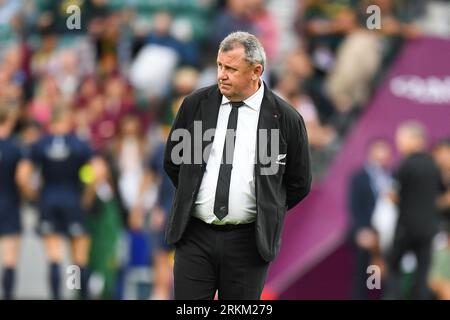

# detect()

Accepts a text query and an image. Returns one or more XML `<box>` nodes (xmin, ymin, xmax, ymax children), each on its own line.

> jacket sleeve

<box><xmin>348</xmin><ymin>173</ymin><xmax>366</xmax><ymax>230</ymax></box>
<box><xmin>285</xmin><ymin>115</ymin><xmax>312</xmax><ymax>209</ymax></box>
<box><xmin>163</xmin><ymin>97</ymin><xmax>189</xmax><ymax>189</ymax></box>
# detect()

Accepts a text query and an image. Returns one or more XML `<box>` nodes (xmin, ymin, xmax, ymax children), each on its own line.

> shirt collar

<box><xmin>220</xmin><ymin>80</ymin><xmax>265</xmax><ymax>111</ymax></box>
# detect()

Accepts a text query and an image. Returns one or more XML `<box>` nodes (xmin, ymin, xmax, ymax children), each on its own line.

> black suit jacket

<box><xmin>163</xmin><ymin>83</ymin><xmax>311</xmax><ymax>262</ymax></box>
<box><xmin>348</xmin><ymin>168</ymin><xmax>377</xmax><ymax>239</ymax></box>
<box><xmin>394</xmin><ymin>152</ymin><xmax>441</xmax><ymax>239</ymax></box>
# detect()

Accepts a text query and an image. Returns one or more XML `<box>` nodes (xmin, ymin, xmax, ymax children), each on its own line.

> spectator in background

<box><xmin>161</xmin><ymin>67</ymin><xmax>199</xmax><ymax>129</ymax></box>
<box><xmin>0</xmin><ymin>0</ymin><xmax>22</xmax><ymax>51</ymax></box>
<box><xmin>131</xmin><ymin>126</ymin><xmax>175</xmax><ymax>300</ymax></box>
<box><xmin>348</xmin><ymin>138</ymin><xmax>393</xmax><ymax>299</ymax></box>
<box><xmin>53</xmin><ymin>49</ymin><xmax>81</xmax><ymax>101</ymax></box>
<box><xmin>298</xmin><ymin>0</ymin><xmax>359</xmax><ymax>75</ymax></box>
<box><xmin>248</xmin><ymin>0</ymin><xmax>279</xmax><ymax>64</ymax></box>
<box><xmin>1</xmin><ymin>46</ymin><xmax>28</xmax><ymax>90</ymax></box>
<box><xmin>428</xmin><ymin>225</ymin><xmax>450</xmax><ymax>300</ymax></box>
<box><xmin>428</xmin><ymin>138</ymin><xmax>450</xmax><ymax>300</ymax></box>
<box><xmin>21</xmin><ymin>108</ymin><xmax>94</xmax><ymax>300</ymax></box>
<box><xmin>79</xmin><ymin>93</ymin><xmax>106</xmax><ymax>150</ymax></box>
<box><xmin>0</xmin><ymin>45</ymin><xmax>29</xmax><ymax>112</ymax></box>
<box><xmin>93</xmin><ymin>13</ymin><xmax>122</xmax><ymax>77</ymax></box>
<box><xmin>144</xmin><ymin>11</ymin><xmax>198</xmax><ymax>67</ymax></box>
<box><xmin>103</xmin><ymin>76</ymin><xmax>134</xmax><ymax>127</ymax></box>
<box><xmin>17</xmin><ymin>119</ymin><xmax>42</xmax><ymax>151</ymax></box>
<box><xmin>129</xmin><ymin>12</ymin><xmax>180</xmax><ymax>101</ymax></box>
<box><xmin>324</xmin><ymin>8</ymin><xmax>382</xmax><ymax>125</ymax></box>
<box><xmin>113</xmin><ymin>114</ymin><xmax>155</xmax><ymax>226</ymax></box>
<box><xmin>280</xmin><ymin>47</ymin><xmax>336</xmax><ymax>125</ymax></box>
<box><xmin>324</xmin><ymin>0</ymin><xmax>422</xmax><ymax>136</ymax></box>
<box><xmin>30</xmin><ymin>31</ymin><xmax>59</xmax><ymax>78</ymax></box>
<box><xmin>0</xmin><ymin>70</ymin><xmax>24</xmax><ymax>118</ymax></box>
<box><xmin>273</xmin><ymin>71</ymin><xmax>336</xmax><ymax>150</ymax></box>
<box><xmin>0</xmin><ymin>0</ymin><xmax>21</xmax><ymax>28</ymax></box>
<box><xmin>211</xmin><ymin>0</ymin><xmax>256</xmax><ymax>47</ymax></box>
<box><xmin>74</xmin><ymin>76</ymin><xmax>100</xmax><ymax>111</ymax></box>
<box><xmin>0</xmin><ymin>107</ymin><xmax>29</xmax><ymax>299</ymax></box>
<box><xmin>82</xmin><ymin>155</ymin><xmax>124</xmax><ymax>299</ymax></box>
<box><xmin>294</xmin><ymin>0</ymin><xmax>423</xmax><ymax>137</ymax></box>
<box><xmin>387</xmin><ymin>121</ymin><xmax>442</xmax><ymax>299</ymax></box>
<box><xmin>87</xmin><ymin>76</ymin><xmax>135</xmax><ymax>151</ymax></box>
<box><xmin>433</xmin><ymin>139</ymin><xmax>450</xmax><ymax>232</ymax></box>
<box><xmin>273</xmin><ymin>70</ymin><xmax>337</xmax><ymax>182</ymax></box>
<box><xmin>28</xmin><ymin>75</ymin><xmax>62</xmax><ymax>129</ymax></box>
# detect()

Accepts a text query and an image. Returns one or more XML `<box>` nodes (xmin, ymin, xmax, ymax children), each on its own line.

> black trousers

<box><xmin>386</xmin><ymin>233</ymin><xmax>433</xmax><ymax>299</ymax></box>
<box><xmin>173</xmin><ymin>217</ymin><xmax>270</xmax><ymax>300</ymax></box>
<box><xmin>351</xmin><ymin>244</ymin><xmax>372</xmax><ymax>300</ymax></box>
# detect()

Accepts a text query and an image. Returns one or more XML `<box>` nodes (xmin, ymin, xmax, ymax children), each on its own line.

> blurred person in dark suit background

<box><xmin>433</xmin><ymin>139</ymin><xmax>450</xmax><ymax>233</ymax></box>
<box><xmin>348</xmin><ymin>138</ymin><xmax>393</xmax><ymax>299</ymax></box>
<box><xmin>428</xmin><ymin>138</ymin><xmax>450</xmax><ymax>300</ymax></box>
<box><xmin>386</xmin><ymin>121</ymin><xmax>442</xmax><ymax>299</ymax></box>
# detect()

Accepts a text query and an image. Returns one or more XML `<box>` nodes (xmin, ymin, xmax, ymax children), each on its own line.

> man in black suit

<box><xmin>164</xmin><ymin>31</ymin><xmax>311</xmax><ymax>299</ymax></box>
<box><xmin>387</xmin><ymin>121</ymin><xmax>441</xmax><ymax>299</ymax></box>
<box><xmin>348</xmin><ymin>138</ymin><xmax>392</xmax><ymax>299</ymax></box>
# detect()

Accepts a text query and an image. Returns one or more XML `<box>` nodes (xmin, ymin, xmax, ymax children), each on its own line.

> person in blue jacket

<box><xmin>22</xmin><ymin>107</ymin><xmax>94</xmax><ymax>300</ymax></box>
<box><xmin>0</xmin><ymin>107</ymin><xmax>29</xmax><ymax>300</ymax></box>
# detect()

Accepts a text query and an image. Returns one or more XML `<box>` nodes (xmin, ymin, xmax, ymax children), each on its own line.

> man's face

<box><xmin>51</xmin><ymin>114</ymin><xmax>73</xmax><ymax>134</ymax></box>
<box><xmin>369</xmin><ymin>141</ymin><xmax>392</xmax><ymax>168</ymax></box>
<box><xmin>217</xmin><ymin>46</ymin><xmax>261</xmax><ymax>101</ymax></box>
<box><xmin>433</xmin><ymin>145</ymin><xmax>450</xmax><ymax>171</ymax></box>
<box><xmin>396</xmin><ymin>129</ymin><xmax>417</xmax><ymax>155</ymax></box>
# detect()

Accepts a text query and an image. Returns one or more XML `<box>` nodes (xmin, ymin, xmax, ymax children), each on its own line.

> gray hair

<box><xmin>219</xmin><ymin>31</ymin><xmax>266</xmax><ymax>72</ymax></box>
<box><xmin>397</xmin><ymin>120</ymin><xmax>427</xmax><ymax>142</ymax></box>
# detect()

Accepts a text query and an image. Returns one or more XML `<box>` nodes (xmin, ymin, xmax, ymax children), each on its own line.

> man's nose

<box><xmin>218</xmin><ymin>69</ymin><xmax>227</xmax><ymax>81</ymax></box>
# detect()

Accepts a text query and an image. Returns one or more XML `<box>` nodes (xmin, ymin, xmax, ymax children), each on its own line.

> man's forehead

<box><xmin>217</xmin><ymin>47</ymin><xmax>246</xmax><ymax>64</ymax></box>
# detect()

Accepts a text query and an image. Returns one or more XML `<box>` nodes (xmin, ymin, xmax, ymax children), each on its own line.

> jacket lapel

<box><xmin>200</xmin><ymin>86</ymin><xmax>222</xmax><ymax>165</ymax></box>
<box><xmin>256</xmin><ymin>83</ymin><xmax>281</xmax><ymax>169</ymax></box>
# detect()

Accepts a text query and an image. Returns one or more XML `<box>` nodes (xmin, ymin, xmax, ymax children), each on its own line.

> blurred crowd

<box><xmin>0</xmin><ymin>0</ymin><xmax>449</xmax><ymax>300</ymax></box>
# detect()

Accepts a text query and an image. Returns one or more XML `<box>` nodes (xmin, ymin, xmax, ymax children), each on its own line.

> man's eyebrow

<box><xmin>217</xmin><ymin>61</ymin><xmax>238</xmax><ymax>70</ymax></box>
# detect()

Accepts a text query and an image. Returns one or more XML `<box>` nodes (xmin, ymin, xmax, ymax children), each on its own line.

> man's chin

<box><xmin>219</xmin><ymin>87</ymin><xmax>231</xmax><ymax>95</ymax></box>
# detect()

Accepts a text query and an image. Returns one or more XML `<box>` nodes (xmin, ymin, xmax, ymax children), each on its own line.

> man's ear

<box><xmin>253</xmin><ymin>64</ymin><xmax>263</xmax><ymax>79</ymax></box>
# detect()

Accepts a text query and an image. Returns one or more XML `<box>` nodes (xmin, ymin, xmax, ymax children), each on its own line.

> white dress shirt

<box><xmin>193</xmin><ymin>82</ymin><xmax>264</xmax><ymax>224</ymax></box>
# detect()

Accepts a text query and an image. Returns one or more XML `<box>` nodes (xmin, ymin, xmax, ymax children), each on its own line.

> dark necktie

<box><xmin>214</xmin><ymin>101</ymin><xmax>244</xmax><ymax>220</ymax></box>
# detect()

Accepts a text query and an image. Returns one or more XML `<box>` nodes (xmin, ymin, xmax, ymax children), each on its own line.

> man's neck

<box><xmin>0</xmin><ymin>127</ymin><xmax>10</xmax><ymax>139</ymax></box>
<box><xmin>404</xmin><ymin>147</ymin><xmax>425</xmax><ymax>157</ymax></box>
<box><xmin>237</xmin><ymin>80</ymin><xmax>261</xmax><ymax>102</ymax></box>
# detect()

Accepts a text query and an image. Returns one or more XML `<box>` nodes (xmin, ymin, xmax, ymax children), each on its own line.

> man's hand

<box><xmin>388</xmin><ymin>190</ymin><xmax>399</xmax><ymax>204</ymax></box>
<box><xmin>437</xmin><ymin>190</ymin><xmax>450</xmax><ymax>209</ymax></box>
<box><xmin>355</xmin><ymin>228</ymin><xmax>379</xmax><ymax>251</ymax></box>
<box><xmin>129</xmin><ymin>207</ymin><xmax>145</xmax><ymax>231</ymax></box>
<box><xmin>150</xmin><ymin>206</ymin><xmax>166</xmax><ymax>232</ymax></box>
